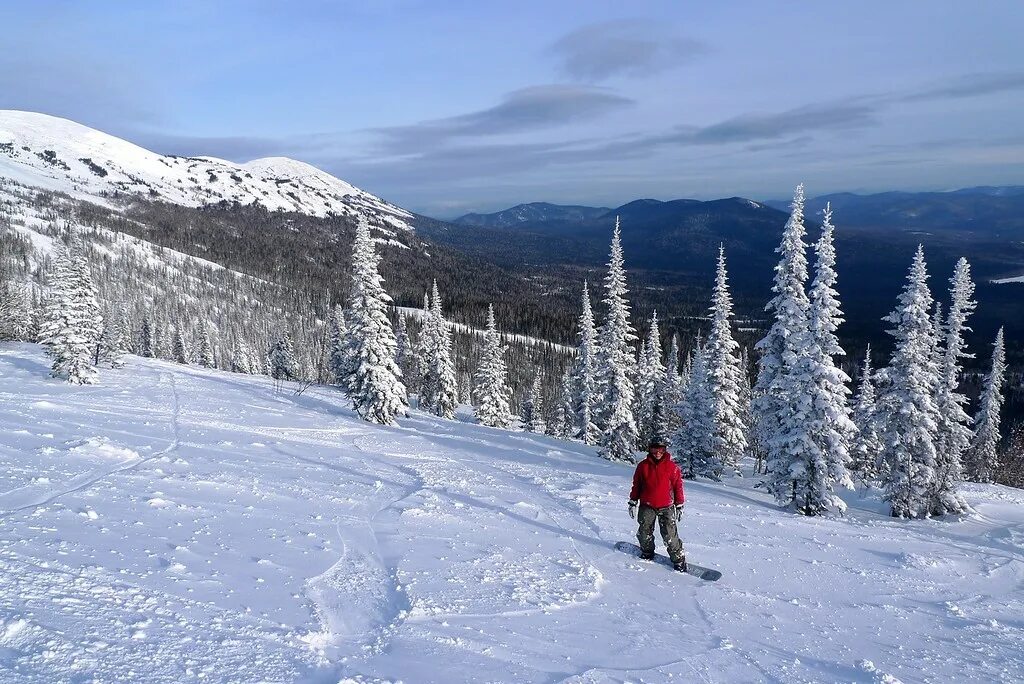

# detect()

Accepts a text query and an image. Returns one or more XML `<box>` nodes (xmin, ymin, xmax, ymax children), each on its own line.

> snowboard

<box><xmin>615</xmin><ymin>541</ymin><xmax>722</xmax><ymax>582</ymax></box>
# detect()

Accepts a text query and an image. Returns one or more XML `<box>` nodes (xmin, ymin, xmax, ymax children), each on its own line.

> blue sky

<box><xmin>2</xmin><ymin>1</ymin><xmax>1022</xmax><ymax>216</ymax></box>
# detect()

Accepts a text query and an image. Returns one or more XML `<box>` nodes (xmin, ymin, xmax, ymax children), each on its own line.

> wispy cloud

<box><xmin>549</xmin><ymin>20</ymin><xmax>707</xmax><ymax>82</ymax></box>
<box><xmin>371</xmin><ymin>85</ymin><xmax>633</xmax><ymax>153</ymax></box>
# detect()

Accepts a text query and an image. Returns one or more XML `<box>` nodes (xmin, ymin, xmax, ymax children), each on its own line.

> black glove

<box><xmin>675</xmin><ymin>504</ymin><xmax>684</xmax><ymax>522</ymax></box>
<box><xmin>628</xmin><ymin>500</ymin><xmax>638</xmax><ymax>519</ymax></box>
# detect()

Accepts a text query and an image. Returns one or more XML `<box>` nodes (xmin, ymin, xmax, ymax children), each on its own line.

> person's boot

<box><xmin>639</xmin><ymin>550</ymin><xmax>655</xmax><ymax>561</ymax></box>
<box><xmin>673</xmin><ymin>557</ymin><xmax>688</xmax><ymax>573</ymax></box>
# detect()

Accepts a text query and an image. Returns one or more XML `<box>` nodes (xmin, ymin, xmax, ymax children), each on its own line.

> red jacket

<box><xmin>630</xmin><ymin>453</ymin><xmax>685</xmax><ymax>509</ymax></box>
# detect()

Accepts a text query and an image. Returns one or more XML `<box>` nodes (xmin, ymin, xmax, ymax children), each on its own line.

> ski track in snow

<box><xmin>1</xmin><ymin>344</ymin><xmax>1023</xmax><ymax>683</ymax></box>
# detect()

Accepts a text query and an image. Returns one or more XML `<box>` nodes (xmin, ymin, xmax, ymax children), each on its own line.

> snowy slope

<box><xmin>0</xmin><ymin>110</ymin><xmax>412</xmax><ymax>230</ymax></box>
<box><xmin>1</xmin><ymin>344</ymin><xmax>1023</xmax><ymax>683</ymax></box>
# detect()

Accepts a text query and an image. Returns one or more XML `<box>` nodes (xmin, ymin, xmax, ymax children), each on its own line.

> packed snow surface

<box><xmin>0</xmin><ymin>110</ymin><xmax>412</xmax><ymax>229</ymax></box>
<box><xmin>1</xmin><ymin>344</ymin><xmax>1022</xmax><ymax>683</ymax></box>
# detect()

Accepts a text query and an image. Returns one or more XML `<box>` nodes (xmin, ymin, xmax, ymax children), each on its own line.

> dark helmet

<box><xmin>648</xmin><ymin>439</ymin><xmax>667</xmax><ymax>450</ymax></box>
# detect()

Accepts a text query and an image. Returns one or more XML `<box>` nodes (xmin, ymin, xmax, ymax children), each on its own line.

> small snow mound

<box><xmin>858</xmin><ymin>659</ymin><xmax>905</xmax><ymax>683</ymax></box>
<box><xmin>65</xmin><ymin>436</ymin><xmax>140</xmax><ymax>462</ymax></box>
<box><xmin>897</xmin><ymin>552</ymin><xmax>946</xmax><ymax>570</ymax></box>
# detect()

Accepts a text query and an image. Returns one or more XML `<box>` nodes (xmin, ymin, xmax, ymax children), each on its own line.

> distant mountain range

<box><xmin>454</xmin><ymin>202</ymin><xmax>611</xmax><ymax>228</ymax></box>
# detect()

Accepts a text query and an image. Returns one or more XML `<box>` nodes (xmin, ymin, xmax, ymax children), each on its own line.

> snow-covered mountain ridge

<box><xmin>1</xmin><ymin>344</ymin><xmax>1022</xmax><ymax>682</ymax></box>
<box><xmin>0</xmin><ymin>110</ymin><xmax>413</xmax><ymax>230</ymax></box>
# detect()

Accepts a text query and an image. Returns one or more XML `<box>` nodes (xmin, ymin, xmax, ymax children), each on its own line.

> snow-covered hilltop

<box><xmin>0</xmin><ymin>110</ymin><xmax>413</xmax><ymax>229</ymax></box>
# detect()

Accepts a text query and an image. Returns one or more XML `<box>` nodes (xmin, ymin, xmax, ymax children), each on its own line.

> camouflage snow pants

<box><xmin>637</xmin><ymin>504</ymin><xmax>686</xmax><ymax>565</ymax></box>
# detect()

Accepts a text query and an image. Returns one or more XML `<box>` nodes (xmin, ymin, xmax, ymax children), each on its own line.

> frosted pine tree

<box><xmin>555</xmin><ymin>369</ymin><xmax>575</xmax><ymax>439</ymax></box>
<box><xmin>849</xmin><ymin>346</ymin><xmax>882</xmax><ymax>481</ymax></box>
<box><xmin>420</xmin><ymin>281</ymin><xmax>458</xmax><ymax>420</ymax></box>
<box><xmin>395</xmin><ymin>315</ymin><xmax>418</xmax><ymax>395</ymax></box>
<box><xmin>196</xmin><ymin>320</ymin><xmax>216</xmax><ymax>368</ymax></box>
<box><xmin>268</xmin><ymin>329</ymin><xmax>297</xmax><ymax>380</ymax></box>
<box><xmin>878</xmin><ymin>247</ymin><xmax>942</xmax><ymax>518</ymax></box>
<box><xmin>0</xmin><ymin>280</ymin><xmax>34</xmax><ymax>341</ymax></box>
<box><xmin>930</xmin><ymin>258</ymin><xmax>976</xmax><ymax>514</ymax></box>
<box><xmin>570</xmin><ymin>281</ymin><xmax>601</xmax><ymax>445</ymax></box>
<box><xmin>345</xmin><ymin>218</ymin><xmax>408</xmax><ymax>425</ymax></box>
<box><xmin>634</xmin><ymin>311</ymin><xmax>667</xmax><ymax>448</ymax></box>
<box><xmin>522</xmin><ymin>375</ymin><xmax>547</xmax><ymax>433</ymax></box>
<box><xmin>473</xmin><ymin>304</ymin><xmax>513</xmax><ymax>428</ymax></box>
<box><xmin>806</xmin><ymin>206</ymin><xmax>855</xmax><ymax>499</ymax></box>
<box><xmin>704</xmin><ymin>246</ymin><xmax>748</xmax><ymax>477</ymax></box>
<box><xmin>231</xmin><ymin>341</ymin><xmax>252</xmax><ymax>374</ymax></box>
<box><xmin>672</xmin><ymin>340</ymin><xmax>714</xmax><ymax>478</ymax></box>
<box><xmin>97</xmin><ymin>314</ymin><xmax>125</xmax><ymax>368</ymax></box>
<box><xmin>39</xmin><ymin>241</ymin><xmax>103</xmax><ymax>384</ymax></box>
<box><xmin>594</xmin><ymin>219</ymin><xmax>639</xmax><ymax>462</ymax></box>
<box><xmin>965</xmin><ymin>328</ymin><xmax>1007</xmax><ymax>483</ymax></box>
<box><xmin>753</xmin><ymin>184</ymin><xmax>810</xmax><ymax>471</ymax></box>
<box><xmin>662</xmin><ymin>334</ymin><xmax>685</xmax><ymax>438</ymax></box>
<box><xmin>172</xmin><ymin>325</ymin><xmax>190</xmax><ymax>365</ymax></box>
<box><xmin>139</xmin><ymin>315</ymin><xmax>154</xmax><ymax>358</ymax></box>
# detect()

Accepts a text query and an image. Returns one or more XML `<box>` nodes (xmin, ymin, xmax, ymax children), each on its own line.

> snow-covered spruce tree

<box><xmin>594</xmin><ymin>219</ymin><xmax>639</xmax><ymax>462</ymax></box>
<box><xmin>97</xmin><ymin>313</ymin><xmax>126</xmax><ymax>368</ymax></box>
<box><xmin>196</xmin><ymin>320</ymin><xmax>216</xmax><ymax>368</ymax></box>
<box><xmin>138</xmin><ymin>315</ymin><xmax>153</xmax><ymax>358</ymax></box>
<box><xmin>115</xmin><ymin>305</ymin><xmax>133</xmax><ymax>356</ymax></box>
<box><xmin>345</xmin><ymin>218</ymin><xmax>408</xmax><ymax>425</ymax></box>
<box><xmin>704</xmin><ymin>246</ymin><xmax>748</xmax><ymax>478</ymax></box>
<box><xmin>806</xmin><ymin>206</ymin><xmax>855</xmax><ymax>498</ymax></box>
<box><xmin>395</xmin><ymin>315</ymin><xmax>418</xmax><ymax>396</ymax></box>
<box><xmin>473</xmin><ymin>303</ymin><xmax>513</xmax><ymax>428</ymax></box>
<box><xmin>522</xmin><ymin>374</ymin><xmax>547</xmax><ymax>433</ymax></box>
<box><xmin>555</xmin><ymin>368</ymin><xmax>575</xmax><ymax>439</ymax></box>
<box><xmin>414</xmin><ymin>290</ymin><xmax>432</xmax><ymax>402</ymax></box>
<box><xmin>231</xmin><ymin>340</ymin><xmax>252</xmax><ymax>374</ymax></box>
<box><xmin>420</xmin><ymin>281</ymin><xmax>458</xmax><ymax>420</ymax></box>
<box><xmin>570</xmin><ymin>280</ymin><xmax>601</xmax><ymax>445</ymax></box>
<box><xmin>662</xmin><ymin>333</ymin><xmax>685</xmax><ymax>438</ymax></box>
<box><xmin>268</xmin><ymin>329</ymin><xmax>297</xmax><ymax>381</ymax></box>
<box><xmin>965</xmin><ymin>327</ymin><xmax>1007</xmax><ymax>483</ymax></box>
<box><xmin>172</xmin><ymin>325</ymin><xmax>190</xmax><ymax>365</ymax></box>
<box><xmin>849</xmin><ymin>346</ymin><xmax>882</xmax><ymax>481</ymax></box>
<box><xmin>635</xmin><ymin>311</ymin><xmax>667</xmax><ymax>448</ymax></box>
<box><xmin>930</xmin><ymin>258</ymin><xmax>976</xmax><ymax>514</ymax></box>
<box><xmin>752</xmin><ymin>184</ymin><xmax>811</xmax><ymax>471</ymax></box>
<box><xmin>38</xmin><ymin>241</ymin><xmax>103</xmax><ymax>384</ymax></box>
<box><xmin>672</xmin><ymin>340</ymin><xmax>714</xmax><ymax>479</ymax></box>
<box><xmin>0</xmin><ymin>280</ymin><xmax>33</xmax><ymax>341</ymax></box>
<box><xmin>878</xmin><ymin>246</ymin><xmax>942</xmax><ymax>518</ymax></box>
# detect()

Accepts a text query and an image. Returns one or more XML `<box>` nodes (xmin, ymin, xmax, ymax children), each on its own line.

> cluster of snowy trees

<box><xmin>2</xmin><ymin>180</ymin><xmax>1018</xmax><ymax>513</ymax></box>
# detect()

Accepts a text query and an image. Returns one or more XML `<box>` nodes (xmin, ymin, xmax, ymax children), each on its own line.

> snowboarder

<box><xmin>628</xmin><ymin>439</ymin><xmax>687</xmax><ymax>571</ymax></box>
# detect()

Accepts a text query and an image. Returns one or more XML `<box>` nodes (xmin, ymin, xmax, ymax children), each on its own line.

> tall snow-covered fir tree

<box><xmin>522</xmin><ymin>374</ymin><xmax>547</xmax><ymax>433</ymax></box>
<box><xmin>805</xmin><ymin>205</ymin><xmax>855</xmax><ymax>502</ymax></box>
<box><xmin>420</xmin><ymin>281</ymin><xmax>458</xmax><ymax>420</ymax></box>
<box><xmin>594</xmin><ymin>219</ymin><xmax>639</xmax><ymax>462</ymax></box>
<box><xmin>344</xmin><ymin>218</ymin><xmax>408</xmax><ymax>425</ymax></box>
<box><xmin>930</xmin><ymin>258</ymin><xmax>976</xmax><ymax>514</ymax></box>
<box><xmin>849</xmin><ymin>346</ymin><xmax>882</xmax><ymax>481</ymax></box>
<box><xmin>878</xmin><ymin>246</ymin><xmax>942</xmax><ymax>518</ymax></box>
<box><xmin>0</xmin><ymin>279</ymin><xmax>33</xmax><ymax>341</ymax></box>
<box><xmin>703</xmin><ymin>246</ymin><xmax>748</xmax><ymax>478</ymax></box>
<box><xmin>268</xmin><ymin>329</ymin><xmax>297</xmax><ymax>381</ymax></box>
<box><xmin>473</xmin><ymin>303</ymin><xmax>513</xmax><ymax>428</ymax></box>
<box><xmin>672</xmin><ymin>339</ymin><xmax>714</xmax><ymax>479</ymax></box>
<box><xmin>570</xmin><ymin>280</ymin><xmax>601</xmax><ymax>445</ymax></box>
<box><xmin>38</xmin><ymin>241</ymin><xmax>103</xmax><ymax>385</ymax></box>
<box><xmin>965</xmin><ymin>327</ymin><xmax>1007</xmax><ymax>483</ymax></box>
<box><xmin>196</xmin><ymin>320</ymin><xmax>216</xmax><ymax>368</ymax></box>
<box><xmin>634</xmin><ymin>311</ymin><xmax>667</xmax><ymax>448</ymax></box>
<box><xmin>752</xmin><ymin>184</ymin><xmax>811</xmax><ymax>472</ymax></box>
<box><xmin>753</xmin><ymin>185</ymin><xmax>821</xmax><ymax>510</ymax></box>
<box><xmin>139</xmin><ymin>315</ymin><xmax>154</xmax><ymax>358</ymax></box>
